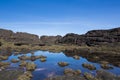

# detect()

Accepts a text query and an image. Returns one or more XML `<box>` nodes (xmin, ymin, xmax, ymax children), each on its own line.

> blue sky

<box><xmin>0</xmin><ymin>0</ymin><xmax>120</xmax><ymax>36</ymax></box>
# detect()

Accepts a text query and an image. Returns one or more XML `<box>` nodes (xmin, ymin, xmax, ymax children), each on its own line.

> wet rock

<box><xmin>64</xmin><ymin>68</ymin><xmax>74</xmax><ymax>76</ymax></box>
<box><xmin>73</xmin><ymin>55</ymin><xmax>80</xmax><ymax>60</ymax></box>
<box><xmin>58</xmin><ymin>62</ymin><xmax>69</xmax><ymax>67</ymax></box>
<box><xmin>74</xmin><ymin>70</ymin><xmax>81</xmax><ymax>75</ymax></box>
<box><xmin>18</xmin><ymin>55</ymin><xmax>30</xmax><ymax>60</ymax></box>
<box><xmin>84</xmin><ymin>72</ymin><xmax>98</xmax><ymax>80</ymax></box>
<box><xmin>19</xmin><ymin>61</ymin><xmax>27</xmax><ymax>67</ymax></box>
<box><xmin>26</xmin><ymin>62</ymin><xmax>36</xmax><ymax>71</ymax></box>
<box><xmin>39</xmin><ymin>55</ymin><xmax>47</xmax><ymax>58</ymax></box>
<box><xmin>35</xmin><ymin>56</ymin><xmax>41</xmax><ymax>59</ymax></box>
<box><xmin>82</xmin><ymin>63</ymin><xmax>96</xmax><ymax>70</ymax></box>
<box><xmin>100</xmin><ymin>64</ymin><xmax>113</xmax><ymax>69</ymax></box>
<box><xmin>31</xmin><ymin>55</ymin><xmax>36</xmax><ymax>61</ymax></box>
<box><xmin>40</xmin><ymin>58</ymin><xmax>46</xmax><ymax>62</ymax></box>
<box><xmin>11</xmin><ymin>59</ymin><xmax>19</xmax><ymax>63</ymax></box>
<box><xmin>114</xmin><ymin>62</ymin><xmax>120</xmax><ymax>67</ymax></box>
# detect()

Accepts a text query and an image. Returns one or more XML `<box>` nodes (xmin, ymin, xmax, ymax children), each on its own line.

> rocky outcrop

<box><xmin>57</xmin><ymin>27</ymin><xmax>120</xmax><ymax>46</ymax></box>
<box><xmin>12</xmin><ymin>32</ymin><xmax>40</xmax><ymax>44</ymax></box>
<box><xmin>0</xmin><ymin>27</ymin><xmax>120</xmax><ymax>46</ymax></box>
<box><xmin>40</xmin><ymin>35</ymin><xmax>62</xmax><ymax>45</ymax></box>
<box><xmin>0</xmin><ymin>29</ymin><xmax>13</xmax><ymax>41</ymax></box>
<box><xmin>57</xmin><ymin>33</ymin><xmax>86</xmax><ymax>46</ymax></box>
<box><xmin>85</xmin><ymin>27</ymin><xmax>120</xmax><ymax>46</ymax></box>
<box><xmin>0</xmin><ymin>29</ymin><xmax>40</xmax><ymax>45</ymax></box>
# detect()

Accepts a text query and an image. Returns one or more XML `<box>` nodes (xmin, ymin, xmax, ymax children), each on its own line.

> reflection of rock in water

<box><xmin>64</xmin><ymin>49</ymin><xmax>120</xmax><ymax>67</ymax></box>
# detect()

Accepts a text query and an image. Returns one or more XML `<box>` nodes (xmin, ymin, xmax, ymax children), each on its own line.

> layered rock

<box><xmin>0</xmin><ymin>29</ymin><xmax>40</xmax><ymax>45</ymax></box>
<box><xmin>57</xmin><ymin>27</ymin><xmax>120</xmax><ymax>46</ymax></box>
<box><xmin>40</xmin><ymin>35</ymin><xmax>62</xmax><ymax>45</ymax></box>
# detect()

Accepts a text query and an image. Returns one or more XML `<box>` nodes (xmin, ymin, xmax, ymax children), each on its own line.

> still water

<box><xmin>4</xmin><ymin>51</ymin><xmax>120</xmax><ymax>80</ymax></box>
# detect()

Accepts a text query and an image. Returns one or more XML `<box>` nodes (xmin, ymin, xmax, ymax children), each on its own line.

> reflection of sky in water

<box><xmin>4</xmin><ymin>51</ymin><xmax>120</xmax><ymax>80</ymax></box>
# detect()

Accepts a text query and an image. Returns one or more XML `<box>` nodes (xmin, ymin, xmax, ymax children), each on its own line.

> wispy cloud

<box><xmin>0</xmin><ymin>21</ymin><xmax>81</xmax><ymax>25</ymax></box>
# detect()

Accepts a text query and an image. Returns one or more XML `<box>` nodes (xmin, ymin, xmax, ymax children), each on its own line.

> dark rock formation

<box><xmin>40</xmin><ymin>35</ymin><xmax>62</xmax><ymax>45</ymax></box>
<box><xmin>57</xmin><ymin>27</ymin><xmax>120</xmax><ymax>46</ymax></box>
<box><xmin>0</xmin><ymin>28</ymin><xmax>40</xmax><ymax>45</ymax></box>
<box><xmin>0</xmin><ymin>27</ymin><xmax>120</xmax><ymax>46</ymax></box>
<box><xmin>57</xmin><ymin>33</ymin><xmax>86</xmax><ymax>46</ymax></box>
<box><xmin>0</xmin><ymin>29</ymin><xmax>13</xmax><ymax>41</ymax></box>
<box><xmin>85</xmin><ymin>27</ymin><xmax>120</xmax><ymax>46</ymax></box>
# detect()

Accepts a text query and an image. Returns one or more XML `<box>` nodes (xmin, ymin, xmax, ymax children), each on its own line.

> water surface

<box><xmin>4</xmin><ymin>51</ymin><xmax>120</xmax><ymax>80</ymax></box>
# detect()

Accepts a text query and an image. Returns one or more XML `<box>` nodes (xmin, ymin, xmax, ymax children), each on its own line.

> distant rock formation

<box><xmin>57</xmin><ymin>33</ymin><xmax>86</xmax><ymax>46</ymax></box>
<box><xmin>40</xmin><ymin>35</ymin><xmax>62</xmax><ymax>45</ymax></box>
<box><xmin>0</xmin><ymin>29</ymin><xmax>40</xmax><ymax>45</ymax></box>
<box><xmin>57</xmin><ymin>27</ymin><xmax>120</xmax><ymax>46</ymax></box>
<box><xmin>0</xmin><ymin>27</ymin><xmax>120</xmax><ymax>46</ymax></box>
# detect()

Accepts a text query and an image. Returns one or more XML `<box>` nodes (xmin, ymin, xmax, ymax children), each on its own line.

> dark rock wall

<box><xmin>0</xmin><ymin>27</ymin><xmax>120</xmax><ymax>46</ymax></box>
<box><xmin>57</xmin><ymin>27</ymin><xmax>120</xmax><ymax>46</ymax></box>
